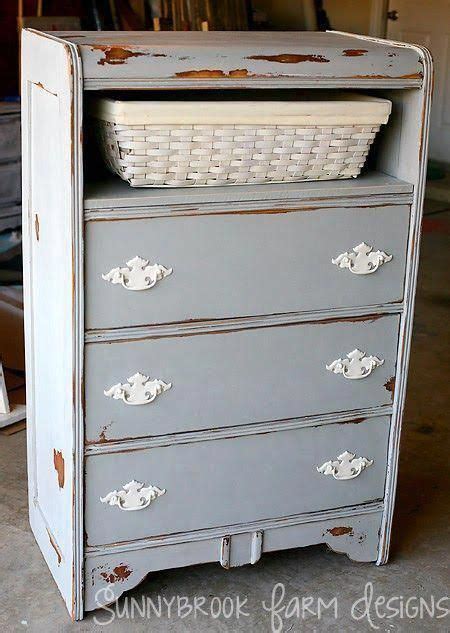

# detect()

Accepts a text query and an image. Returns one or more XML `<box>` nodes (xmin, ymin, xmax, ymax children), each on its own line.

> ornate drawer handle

<box><xmin>102</xmin><ymin>255</ymin><xmax>173</xmax><ymax>291</ymax></box>
<box><xmin>104</xmin><ymin>372</ymin><xmax>172</xmax><ymax>405</ymax></box>
<box><xmin>326</xmin><ymin>348</ymin><xmax>384</xmax><ymax>380</ymax></box>
<box><xmin>100</xmin><ymin>480</ymin><xmax>166</xmax><ymax>511</ymax></box>
<box><xmin>317</xmin><ymin>451</ymin><xmax>373</xmax><ymax>480</ymax></box>
<box><xmin>332</xmin><ymin>242</ymin><xmax>392</xmax><ymax>275</ymax></box>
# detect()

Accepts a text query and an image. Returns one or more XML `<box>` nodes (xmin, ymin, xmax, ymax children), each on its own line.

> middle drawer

<box><xmin>85</xmin><ymin>314</ymin><xmax>399</xmax><ymax>443</ymax></box>
<box><xmin>85</xmin><ymin>203</ymin><xmax>409</xmax><ymax>330</ymax></box>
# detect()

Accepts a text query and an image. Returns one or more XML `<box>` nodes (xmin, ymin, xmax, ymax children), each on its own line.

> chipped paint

<box><xmin>47</xmin><ymin>528</ymin><xmax>62</xmax><ymax>565</ymax></box>
<box><xmin>339</xmin><ymin>417</ymin><xmax>365</xmax><ymax>425</ymax></box>
<box><xmin>53</xmin><ymin>449</ymin><xmax>65</xmax><ymax>489</ymax></box>
<box><xmin>175</xmin><ymin>68</ymin><xmax>249</xmax><ymax>78</ymax></box>
<box><xmin>327</xmin><ymin>526</ymin><xmax>354</xmax><ymax>537</ymax></box>
<box><xmin>34</xmin><ymin>81</ymin><xmax>57</xmax><ymax>97</ymax></box>
<box><xmin>384</xmin><ymin>376</ymin><xmax>395</xmax><ymax>400</ymax></box>
<box><xmin>100</xmin><ymin>564</ymin><xmax>132</xmax><ymax>584</ymax></box>
<box><xmin>34</xmin><ymin>213</ymin><xmax>40</xmax><ymax>242</ymax></box>
<box><xmin>93</xmin><ymin>46</ymin><xmax>146</xmax><ymax>66</ymax></box>
<box><xmin>247</xmin><ymin>53</ymin><xmax>329</xmax><ymax>64</ymax></box>
<box><xmin>349</xmin><ymin>72</ymin><xmax>423</xmax><ymax>79</ymax></box>
<box><xmin>342</xmin><ymin>49</ymin><xmax>368</xmax><ymax>57</ymax></box>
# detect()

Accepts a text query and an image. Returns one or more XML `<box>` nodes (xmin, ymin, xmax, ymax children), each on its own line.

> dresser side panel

<box><xmin>21</xmin><ymin>29</ymin><xmax>83</xmax><ymax>619</ymax></box>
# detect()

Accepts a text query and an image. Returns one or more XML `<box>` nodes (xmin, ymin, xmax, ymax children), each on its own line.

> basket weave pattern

<box><xmin>97</xmin><ymin>122</ymin><xmax>380</xmax><ymax>187</ymax></box>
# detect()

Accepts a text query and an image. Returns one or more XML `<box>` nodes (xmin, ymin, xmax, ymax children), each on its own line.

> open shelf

<box><xmin>84</xmin><ymin>170</ymin><xmax>413</xmax><ymax>211</ymax></box>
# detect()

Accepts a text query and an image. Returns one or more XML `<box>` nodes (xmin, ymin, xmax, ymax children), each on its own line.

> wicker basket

<box><xmin>90</xmin><ymin>94</ymin><xmax>391</xmax><ymax>188</ymax></box>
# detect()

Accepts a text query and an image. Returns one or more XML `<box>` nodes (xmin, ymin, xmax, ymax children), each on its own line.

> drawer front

<box><xmin>0</xmin><ymin>162</ymin><xmax>20</xmax><ymax>204</ymax></box>
<box><xmin>85</xmin><ymin>416</ymin><xmax>390</xmax><ymax>546</ymax></box>
<box><xmin>85</xmin><ymin>315</ymin><xmax>398</xmax><ymax>442</ymax></box>
<box><xmin>85</xmin><ymin>205</ymin><xmax>409</xmax><ymax>329</ymax></box>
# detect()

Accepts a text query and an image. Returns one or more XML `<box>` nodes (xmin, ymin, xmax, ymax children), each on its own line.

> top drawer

<box><xmin>85</xmin><ymin>204</ymin><xmax>409</xmax><ymax>330</ymax></box>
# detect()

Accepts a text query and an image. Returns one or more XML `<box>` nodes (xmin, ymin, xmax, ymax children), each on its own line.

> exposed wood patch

<box><xmin>384</xmin><ymin>376</ymin><xmax>395</xmax><ymax>400</ymax></box>
<box><xmin>34</xmin><ymin>214</ymin><xmax>40</xmax><ymax>241</ymax></box>
<box><xmin>175</xmin><ymin>68</ymin><xmax>249</xmax><ymax>78</ymax></box>
<box><xmin>342</xmin><ymin>49</ymin><xmax>368</xmax><ymax>57</ymax></box>
<box><xmin>92</xmin><ymin>46</ymin><xmax>146</xmax><ymax>66</ymax></box>
<box><xmin>34</xmin><ymin>81</ymin><xmax>57</xmax><ymax>97</ymax></box>
<box><xmin>53</xmin><ymin>449</ymin><xmax>65</xmax><ymax>489</ymax></box>
<box><xmin>100</xmin><ymin>564</ymin><xmax>133</xmax><ymax>583</ymax></box>
<box><xmin>339</xmin><ymin>417</ymin><xmax>365</xmax><ymax>425</ymax></box>
<box><xmin>327</xmin><ymin>526</ymin><xmax>353</xmax><ymax>537</ymax></box>
<box><xmin>247</xmin><ymin>53</ymin><xmax>329</xmax><ymax>64</ymax></box>
<box><xmin>47</xmin><ymin>528</ymin><xmax>62</xmax><ymax>564</ymax></box>
<box><xmin>350</xmin><ymin>72</ymin><xmax>423</xmax><ymax>80</ymax></box>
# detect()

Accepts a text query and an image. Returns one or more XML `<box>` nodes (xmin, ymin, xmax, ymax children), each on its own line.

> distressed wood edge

<box><xmin>84</xmin><ymin>194</ymin><xmax>414</xmax><ymax>219</ymax></box>
<box><xmin>376</xmin><ymin>42</ymin><xmax>434</xmax><ymax>566</ymax></box>
<box><xmin>69</xmin><ymin>36</ymin><xmax>85</xmax><ymax>621</ymax></box>
<box><xmin>84</xmin><ymin>304</ymin><xmax>402</xmax><ymax>344</ymax></box>
<box><xmin>83</xmin><ymin>77</ymin><xmax>423</xmax><ymax>90</ymax></box>
<box><xmin>85</xmin><ymin>501</ymin><xmax>384</xmax><ymax>556</ymax></box>
<box><xmin>85</xmin><ymin>406</ymin><xmax>393</xmax><ymax>455</ymax></box>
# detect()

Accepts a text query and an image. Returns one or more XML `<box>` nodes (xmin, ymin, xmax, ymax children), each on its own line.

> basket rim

<box><xmin>90</xmin><ymin>93</ymin><xmax>391</xmax><ymax>126</ymax></box>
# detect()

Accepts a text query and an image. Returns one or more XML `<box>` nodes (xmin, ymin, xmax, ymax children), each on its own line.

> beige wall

<box><xmin>255</xmin><ymin>0</ymin><xmax>373</xmax><ymax>34</ymax></box>
<box><xmin>324</xmin><ymin>0</ymin><xmax>371</xmax><ymax>34</ymax></box>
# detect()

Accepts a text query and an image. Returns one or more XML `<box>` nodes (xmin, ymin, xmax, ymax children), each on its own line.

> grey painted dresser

<box><xmin>21</xmin><ymin>29</ymin><xmax>432</xmax><ymax>619</ymax></box>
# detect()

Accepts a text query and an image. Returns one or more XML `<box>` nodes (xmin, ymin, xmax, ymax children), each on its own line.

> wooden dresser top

<box><xmin>42</xmin><ymin>31</ymin><xmax>425</xmax><ymax>88</ymax></box>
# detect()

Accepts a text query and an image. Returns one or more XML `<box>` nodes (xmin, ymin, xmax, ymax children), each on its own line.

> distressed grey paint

<box><xmin>85</xmin><ymin>416</ymin><xmax>389</xmax><ymax>545</ymax></box>
<box><xmin>86</xmin><ymin>205</ymin><xmax>409</xmax><ymax>330</ymax></box>
<box><xmin>85</xmin><ymin>315</ymin><xmax>399</xmax><ymax>442</ymax></box>
<box><xmin>84</xmin><ymin>507</ymin><xmax>383</xmax><ymax>610</ymax></box>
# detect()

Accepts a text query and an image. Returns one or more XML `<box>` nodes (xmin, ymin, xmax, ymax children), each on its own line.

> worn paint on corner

<box><xmin>342</xmin><ymin>49</ymin><xmax>368</xmax><ymax>57</ymax></box>
<box><xmin>247</xmin><ymin>53</ymin><xmax>330</xmax><ymax>64</ymax></box>
<box><xmin>53</xmin><ymin>449</ymin><xmax>65</xmax><ymax>489</ymax></box>
<box><xmin>93</xmin><ymin>46</ymin><xmax>146</xmax><ymax>66</ymax></box>
<box><xmin>327</xmin><ymin>526</ymin><xmax>354</xmax><ymax>537</ymax></box>
<box><xmin>100</xmin><ymin>564</ymin><xmax>133</xmax><ymax>584</ymax></box>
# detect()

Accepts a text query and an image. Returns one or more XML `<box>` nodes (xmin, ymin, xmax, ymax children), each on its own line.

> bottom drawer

<box><xmin>85</xmin><ymin>416</ymin><xmax>390</xmax><ymax>546</ymax></box>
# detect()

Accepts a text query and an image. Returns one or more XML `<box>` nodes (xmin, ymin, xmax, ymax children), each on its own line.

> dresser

<box><xmin>21</xmin><ymin>30</ymin><xmax>432</xmax><ymax>620</ymax></box>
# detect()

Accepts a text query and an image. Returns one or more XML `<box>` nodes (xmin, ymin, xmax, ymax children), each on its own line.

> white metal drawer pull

<box><xmin>100</xmin><ymin>480</ymin><xmax>166</xmax><ymax>511</ymax></box>
<box><xmin>332</xmin><ymin>242</ymin><xmax>392</xmax><ymax>275</ymax></box>
<box><xmin>317</xmin><ymin>451</ymin><xmax>373</xmax><ymax>480</ymax></box>
<box><xmin>326</xmin><ymin>348</ymin><xmax>384</xmax><ymax>380</ymax></box>
<box><xmin>104</xmin><ymin>372</ymin><xmax>172</xmax><ymax>405</ymax></box>
<box><xmin>102</xmin><ymin>255</ymin><xmax>172</xmax><ymax>291</ymax></box>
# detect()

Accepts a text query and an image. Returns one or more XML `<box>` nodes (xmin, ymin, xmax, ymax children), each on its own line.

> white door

<box><xmin>387</xmin><ymin>0</ymin><xmax>450</xmax><ymax>162</ymax></box>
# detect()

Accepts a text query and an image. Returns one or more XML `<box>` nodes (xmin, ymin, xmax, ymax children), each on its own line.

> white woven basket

<box><xmin>90</xmin><ymin>94</ymin><xmax>391</xmax><ymax>188</ymax></box>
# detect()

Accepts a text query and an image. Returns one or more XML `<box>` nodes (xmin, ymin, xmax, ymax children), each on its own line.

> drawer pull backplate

<box><xmin>102</xmin><ymin>255</ymin><xmax>172</xmax><ymax>291</ymax></box>
<box><xmin>104</xmin><ymin>372</ymin><xmax>172</xmax><ymax>405</ymax></box>
<box><xmin>326</xmin><ymin>348</ymin><xmax>384</xmax><ymax>380</ymax></box>
<box><xmin>100</xmin><ymin>479</ymin><xmax>166</xmax><ymax>511</ymax></box>
<box><xmin>332</xmin><ymin>242</ymin><xmax>392</xmax><ymax>275</ymax></box>
<box><xmin>317</xmin><ymin>451</ymin><xmax>373</xmax><ymax>480</ymax></box>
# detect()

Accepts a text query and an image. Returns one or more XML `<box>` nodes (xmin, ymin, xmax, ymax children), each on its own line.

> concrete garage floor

<box><xmin>0</xmin><ymin>201</ymin><xmax>449</xmax><ymax>632</ymax></box>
